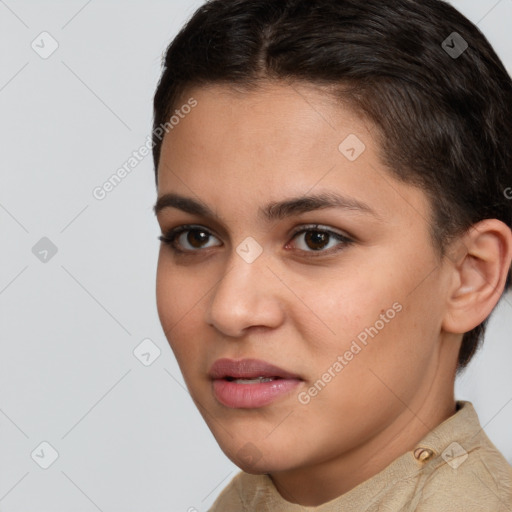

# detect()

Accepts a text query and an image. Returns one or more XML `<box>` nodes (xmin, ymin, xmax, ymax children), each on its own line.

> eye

<box><xmin>159</xmin><ymin>224</ymin><xmax>354</xmax><ymax>257</ymax></box>
<box><xmin>287</xmin><ymin>225</ymin><xmax>353</xmax><ymax>255</ymax></box>
<box><xmin>159</xmin><ymin>225</ymin><xmax>221</xmax><ymax>253</ymax></box>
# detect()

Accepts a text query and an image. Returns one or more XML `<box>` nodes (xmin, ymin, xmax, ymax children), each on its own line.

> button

<box><xmin>414</xmin><ymin>448</ymin><xmax>434</xmax><ymax>462</ymax></box>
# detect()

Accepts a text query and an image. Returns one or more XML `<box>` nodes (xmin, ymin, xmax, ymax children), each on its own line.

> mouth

<box><xmin>209</xmin><ymin>358</ymin><xmax>303</xmax><ymax>408</ymax></box>
<box><xmin>224</xmin><ymin>376</ymin><xmax>279</xmax><ymax>384</ymax></box>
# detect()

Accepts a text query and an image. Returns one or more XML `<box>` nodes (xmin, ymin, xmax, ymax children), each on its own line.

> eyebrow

<box><xmin>153</xmin><ymin>191</ymin><xmax>378</xmax><ymax>221</ymax></box>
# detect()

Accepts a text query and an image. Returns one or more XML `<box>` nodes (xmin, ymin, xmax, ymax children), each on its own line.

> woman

<box><xmin>152</xmin><ymin>0</ymin><xmax>512</xmax><ymax>509</ymax></box>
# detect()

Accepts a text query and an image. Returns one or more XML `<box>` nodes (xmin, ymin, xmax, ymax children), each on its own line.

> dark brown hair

<box><xmin>153</xmin><ymin>0</ymin><xmax>512</xmax><ymax>371</ymax></box>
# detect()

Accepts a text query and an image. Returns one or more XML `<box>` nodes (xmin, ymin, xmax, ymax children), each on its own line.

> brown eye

<box><xmin>289</xmin><ymin>225</ymin><xmax>353</xmax><ymax>256</ymax></box>
<box><xmin>159</xmin><ymin>225</ymin><xmax>222</xmax><ymax>252</ymax></box>
<box><xmin>303</xmin><ymin>230</ymin><xmax>330</xmax><ymax>251</ymax></box>
<box><xmin>185</xmin><ymin>229</ymin><xmax>210</xmax><ymax>248</ymax></box>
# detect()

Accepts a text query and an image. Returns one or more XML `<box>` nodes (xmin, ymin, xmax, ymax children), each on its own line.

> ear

<box><xmin>442</xmin><ymin>219</ymin><xmax>512</xmax><ymax>334</ymax></box>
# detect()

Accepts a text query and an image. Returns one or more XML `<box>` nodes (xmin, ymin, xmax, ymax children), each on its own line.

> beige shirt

<box><xmin>209</xmin><ymin>401</ymin><xmax>512</xmax><ymax>511</ymax></box>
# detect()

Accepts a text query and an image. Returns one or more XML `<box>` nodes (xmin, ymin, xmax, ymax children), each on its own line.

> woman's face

<box><xmin>154</xmin><ymin>82</ymin><xmax>455</xmax><ymax>476</ymax></box>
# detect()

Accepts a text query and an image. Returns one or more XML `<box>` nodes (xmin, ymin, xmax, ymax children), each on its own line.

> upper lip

<box><xmin>209</xmin><ymin>358</ymin><xmax>302</xmax><ymax>380</ymax></box>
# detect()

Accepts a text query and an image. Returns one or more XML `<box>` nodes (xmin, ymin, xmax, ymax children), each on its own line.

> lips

<box><xmin>209</xmin><ymin>358</ymin><xmax>301</xmax><ymax>380</ymax></box>
<box><xmin>209</xmin><ymin>358</ymin><xmax>303</xmax><ymax>408</ymax></box>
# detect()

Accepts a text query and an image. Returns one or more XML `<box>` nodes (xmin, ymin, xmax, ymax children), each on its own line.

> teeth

<box><xmin>231</xmin><ymin>376</ymin><xmax>276</xmax><ymax>384</ymax></box>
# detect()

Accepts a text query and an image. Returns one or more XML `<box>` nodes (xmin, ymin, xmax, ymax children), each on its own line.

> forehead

<box><xmin>160</xmin><ymin>82</ymin><xmax>369</xmax><ymax>183</ymax></box>
<box><xmin>157</xmin><ymin>82</ymin><xmax>431</xmax><ymax>230</ymax></box>
<box><xmin>167</xmin><ymin>81</ymin><xmax>365</xmax><ymax>152</ymax></box>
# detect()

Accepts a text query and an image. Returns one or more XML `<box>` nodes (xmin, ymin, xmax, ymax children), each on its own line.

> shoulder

<box><xmin>415</xmin><ymin>436</ymin><xmax>512</xmax><ymax>511</ymax></box>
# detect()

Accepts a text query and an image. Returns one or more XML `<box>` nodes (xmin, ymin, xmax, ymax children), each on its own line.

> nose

<box><xmin>204</xmin><ymin>250</ymin><xmax>285</xmax><ymax>338</ymax></box>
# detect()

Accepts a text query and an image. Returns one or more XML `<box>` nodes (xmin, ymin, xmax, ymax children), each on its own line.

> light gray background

<box><xmin>0</xmin><ymin>1</ymin><xmax>511</xmax><ymax>511</ymax></box>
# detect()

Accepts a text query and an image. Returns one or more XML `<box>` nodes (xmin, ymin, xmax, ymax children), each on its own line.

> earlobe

<box><xmin>442</xmin><ymin>219</ymin><xmax>512</xmax><ymax>334</ymax></box>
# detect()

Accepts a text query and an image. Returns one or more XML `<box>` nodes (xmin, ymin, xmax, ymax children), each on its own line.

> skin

<box><xmin>154</xmin><ymin>82</ymin><xmax>512</xmax><ymax>506</ymax></box>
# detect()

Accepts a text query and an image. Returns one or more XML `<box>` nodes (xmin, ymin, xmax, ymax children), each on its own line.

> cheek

<box><xmin>319</xmin><ymin>264</ymin><xmax>443</xmax><ymax>409</ymax></box>
<box><xmin>156</xmin><ymin>266</ymin><xmax>209</xmax><ymax>386</ymax></box>
<box><xmin>156</xmin><ymin>259</ymin><xmax>176</xmax><ymax>332</ymax></box>
<box><xmin>312</xmin><ymin>248</ymin><xmax>440</xmax><ymax>370</ymax></box>
<box><xmin>155</xmin><ymin>255</ymin><xmax>204</xmax><ymax>351</ymax></box>
<box><xmin>310</xmin><ymin>266</ymin><xmax>403</xmax><ymax>344</ymax></box>
<box><xmin>296</xmin><ymin>281</ymin><xmax>441</xmax><ymax>444</ymax></box>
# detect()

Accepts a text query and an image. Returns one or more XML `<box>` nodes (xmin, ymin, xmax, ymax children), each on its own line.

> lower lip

<box><xmin>212</xmin><ymin>378</ymin><xmax>302</xmax><ymax>408</ymax></box>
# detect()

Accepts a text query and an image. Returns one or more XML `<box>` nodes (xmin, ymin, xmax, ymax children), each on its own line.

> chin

<box><xmin>218</xmin><ymin>440</ymin><xmax>301</xmax><ymax>475</ymax></box>
<box><xmin>237</xmin><ymin>463</ymin><xmax>271</xmax><ymax>475</ymax></box>
<box><xmin>235</xmin><ymin>457</ymin><xmax>293</xmax><ymax>475</ymax></box>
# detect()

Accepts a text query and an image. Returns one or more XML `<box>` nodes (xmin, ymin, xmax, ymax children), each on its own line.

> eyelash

<box><xmin>158</xmin><ymin>224</ymin><xmax>354</xmax><ymax>258</ymax></box>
